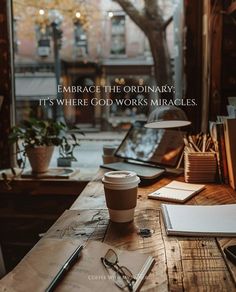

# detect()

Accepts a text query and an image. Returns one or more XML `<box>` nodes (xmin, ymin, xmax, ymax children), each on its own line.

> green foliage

<box><xmin>9</xmin><ymin>118</ymin><xmax>65</xmax><ymax>148</ymax></box>
<box><xmin>9</xmin><ymin>118</ymin><xmax>84</xmax><ymax>161</ymax></box>
<box><xmin>2</xmin><ymin>119</ymin><xmax>84</xmax><ymax>190</ymax></box>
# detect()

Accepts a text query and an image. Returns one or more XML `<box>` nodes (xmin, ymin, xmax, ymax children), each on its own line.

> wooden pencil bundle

<box><xmin>183</xmin><ymin>133</ymin><xmax>215</xmax><ymax>153</ymax></box>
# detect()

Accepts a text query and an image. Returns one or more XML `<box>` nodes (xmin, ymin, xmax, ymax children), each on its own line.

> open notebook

<box><xmin>161</xmin><ymin>204</ymin><xmax>236</xmax><ymax>236</ymax></box>
<box><xmin>148</xmin><ymin>180</ymin><xmax>205</xmax><ymax>202</ymax></box>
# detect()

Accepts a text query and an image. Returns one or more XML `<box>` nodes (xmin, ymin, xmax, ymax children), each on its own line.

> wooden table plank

<box><xmin>179</xmin><ymin>239</ymin><xmax>235</xmax><ymax>291</ymax></box>
<box><xmin>44</xmin><ymin>209</ymin><xmax>109</xmax><ymax>242</ymax></box>
<box><xmin>193</xmin><ymin>184</ymin><xmax>236</xmax><ymax>205</ymax></box>
<box><xmin>70</xmin><ymin>181</ymin><xmax>106</xmax><ymax>210</ymax></box>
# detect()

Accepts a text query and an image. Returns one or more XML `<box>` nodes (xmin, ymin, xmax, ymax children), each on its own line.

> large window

<box><xmin>110</xmin><ymin>15</ymin><xmax>126</xmax><ymax>55</ymax></box>
<box><xmin>12</xmin><ymin>1</ymin><xmax>100</xmax><ymax>126</ymax></box>
<box><xmin>74</xmin><ymin>20</ymin><xmax>88</xmax><ymax>58</ymax></box>
<box><xmin>11</xmin><ymin>0</ymin><xmax>176</xmax><ymax>130</ymax></box>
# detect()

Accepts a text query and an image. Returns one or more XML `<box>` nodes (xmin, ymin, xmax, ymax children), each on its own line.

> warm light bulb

<box><xmin>75</xmin><ymin>11</ymin><xmax>81</xmax><ymax>18</ymax></box>
<box><xmin>39</xmin><ymin>9</ymin><xmax>45</xmax><ymax>16</ymax></box>
<box><xmin>108</xmin><ymin>11</ymin><xmax>113</xmax><ymax>18</ymax></box>
<box><xmin>139</xmin><ymin>78</ymin><xmax>144</xmax><ymax>85</ymax></box>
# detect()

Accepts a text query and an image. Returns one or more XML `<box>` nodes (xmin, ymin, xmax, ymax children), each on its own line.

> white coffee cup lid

<box><xmin>102</xmin><ymin>171</ymin><xmax>140</xmax><ymax>190</ymax></box>
<box><xmin>103</xmin><ymin>171</ymin><xmax>138</xmax><ymax>184</ymax></box>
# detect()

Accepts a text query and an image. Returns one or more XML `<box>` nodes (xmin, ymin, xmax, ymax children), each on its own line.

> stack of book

<box><xmin>183</xmin><ymin>115</ymin><xmax>236</xmax><ymax>189</ymax></box>
<box><xmin>210</xmin><ymin>117</ymin><xmax>236</xmax><ymax>189</ymax></box>
<box><xmin>209</xmin><ymin>121</ymin><xmax>228</xmax><ymax>184</ymax></box>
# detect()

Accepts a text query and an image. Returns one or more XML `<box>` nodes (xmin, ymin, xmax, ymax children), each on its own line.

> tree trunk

<box><xmin>147</xmin><ymin>30</ymin><xmax>173</xmax><ymax>99</ymax></box>
<box><xmin>113</xmin><ymin>0</ymin><xmax>173</xmax><ymax>100</ymax></box>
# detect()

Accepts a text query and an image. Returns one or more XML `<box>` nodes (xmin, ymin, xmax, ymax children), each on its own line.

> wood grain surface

<box><xmin>2</xmin><ymin>168</ymin><xmax>236</xmax><ymax>291</ymax></box>
<box><xmin>63</xmin><ymin>169</ymin><xmax>236</xmax><ymax>291</ymax></box>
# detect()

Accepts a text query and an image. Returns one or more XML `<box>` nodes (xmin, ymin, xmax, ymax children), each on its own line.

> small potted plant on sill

<box><xmin>8</xmin><ymin>118</ymin><xmax>83</xmax><ymax>173</ymax></box>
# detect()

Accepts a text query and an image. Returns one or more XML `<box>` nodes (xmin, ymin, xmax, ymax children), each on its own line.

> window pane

<box><xmin>110</xmin><ymin>15</ymin><xmax>126</xmax><ymax>55</ymax></box>
<box><xmin>12</xmin><ymin>0</ymin><xmax>175</xmax><ymax>130</ymax></box>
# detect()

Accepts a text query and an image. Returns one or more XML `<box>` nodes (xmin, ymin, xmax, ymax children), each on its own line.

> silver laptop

<box><xmin>101</xmin><ymin>121</ymin><xmax>185</xmax><ymax>180</ymax></box>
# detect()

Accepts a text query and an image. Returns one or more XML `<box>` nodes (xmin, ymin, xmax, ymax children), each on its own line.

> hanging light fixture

<box><xmin>144</xmin><ymin>105</ymin><xmax>191</xmax><ymax>129</ymax></box>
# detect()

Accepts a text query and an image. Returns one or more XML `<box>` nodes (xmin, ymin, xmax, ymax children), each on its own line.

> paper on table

<box><xmin>162</xmin><ymin>204</ymin><xmax>236</xmax><ymax>236</ymax></box>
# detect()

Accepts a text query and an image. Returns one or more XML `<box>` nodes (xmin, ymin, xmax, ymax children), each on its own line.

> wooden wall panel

<box><xmin>209</xmin><ymin>0</ymin><xmax>223</xmax><ymax>121</ymax></box>
<box><xmin>0</xmin><ymin>0</ymin><xmax>14</xmax><ymax>169</ymax></box>
<box><xmin>221</xmin><ymin>0</ymin><xmax>236</xmax><ymax>111</ymax></box>
<box><xmin>184</xmin><ymin>0</ymin><xmax>203</xmax><ymax>132</ymax></box>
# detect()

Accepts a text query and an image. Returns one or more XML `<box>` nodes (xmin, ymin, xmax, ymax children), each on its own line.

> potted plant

<box><xmin>9</xmin><ymin>118</ymin><xmax>83</xmax><ymax>173</ymax></box>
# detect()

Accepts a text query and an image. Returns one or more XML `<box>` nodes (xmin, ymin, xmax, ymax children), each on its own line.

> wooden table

<box><xmin>1</xmin><ymin>169</ymin><xmax>236</xmax><ymax>291</ymax></box>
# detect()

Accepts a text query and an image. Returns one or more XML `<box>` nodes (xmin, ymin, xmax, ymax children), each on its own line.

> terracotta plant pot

<box><xmin>26</xmin><ymin>146</ymin><xmax>54</xmax><ymax>173</ymax></box>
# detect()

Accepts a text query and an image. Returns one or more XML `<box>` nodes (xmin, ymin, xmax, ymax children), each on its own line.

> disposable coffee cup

<box><xmin>103</xmin><ymin>145</ymin><xmax>118</xmax><ymax>156</ymax></box>
<box><xmin>102</xmin><ymin>154</ymin><xmax>114</xmax><ymax>164</ymax></box>
<box><xmin>102</xmin><ymin>171</ymin><xmax>140</xmax><ymax>223</ymax></box>
<box><xmin>102</xmin><ymin>154</ymin><xmax>121</xmax><ymax>164</ymax></box>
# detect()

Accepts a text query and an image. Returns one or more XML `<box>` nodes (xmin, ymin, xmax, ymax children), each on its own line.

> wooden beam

<box><xmin>0</xmin><ymin>0</ymin><xmax>14</xmax><ymax>169</ymax></box>
<box><xmin>201</xmin><ymin>0</ymin><xmax>211</xmax><ymax>133</ymax></box>
<box><xmin>209</xmin><ymin>0</ymin><xmax>223</xmax><ymax>120</ymax></box>
<box><xmin>184</xmin><ymin>0</ymin><xmax>203</xmax><ymax>132</ymax></box>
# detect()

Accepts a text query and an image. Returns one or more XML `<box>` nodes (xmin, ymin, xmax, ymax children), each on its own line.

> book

<box><xmin>21</xmin><ymin>167</ymin><xmax>79</xmax><ymax>179</ymax></box>
<box><xmin>224</xmin><ymin>118</ymin><xmax>236</xmax><ymax>189</ymax></box>
<box><xmin>227</xmin><ymin>105</ymin><xmax>236</xmax><ymax>118</ymax></box>
<box><xmin>148</xmin><ymin>180</ymin><xmax>205</xmax><ymax>203</ymax></box>
<box><xmin>216</xmin><ymin>123</ymin><xmax>229</xmax><ymax>184</ymax></box>
<box><xmin>73</xmin><ymin>240</ymin><xmax>155</xmax><ymax>292</ymax></box>
<box><xmin>228</xmin><ymin>96</ymin><xmax>236</xmax><ymax>107</ymax></box>
<box><xmin>161</xmin><ymin>204</ymin><xmax>236</xmax><ymax>236</ymax></box>
<box><xmin>227</xmin><ymin>97</ymin><xmax>236</xmax><ymax>117</ymax></box>
<box><xmin>0</xmin><ymin>95</ymin><xmax>3</xmax><ymax>110</ymax></box>
<box><xmin>0</xmin><ymin>239</ymin><xmax>155</xmax><ymax>292</ymax></box>
<box><xmin>209</xmin><ymin>121</ymin><xmax>229</xmax><ymax>184</ymax></box>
